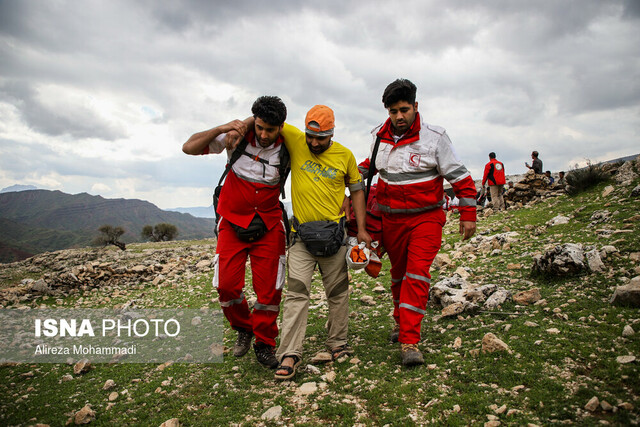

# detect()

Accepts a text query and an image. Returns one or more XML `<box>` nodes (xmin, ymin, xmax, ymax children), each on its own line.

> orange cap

<box><xmin>305</xmin><ymin>105</ymin><xmax>335</xmax><ymax>136</ymax></box>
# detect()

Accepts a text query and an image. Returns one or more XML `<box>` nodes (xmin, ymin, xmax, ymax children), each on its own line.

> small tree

<box><xmin>94</xmin><ymin>225</ymin><xmax>126</xmax><ymax>250</ymax></box>
<box><xmin>141</xmin><ymin>223</ymin><xmax>178</xmax><ymax>242</ymax></box>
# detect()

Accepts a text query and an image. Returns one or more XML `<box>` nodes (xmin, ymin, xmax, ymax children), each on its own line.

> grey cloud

<box><xmin>1</xmin><ymin>0</ymin><xmax>638</xmax><ymax>208</ymax></box>
<box><xmin>623</xmin><ymin>0</ymin><xmax>640</xmax><ymax>19</ymax></box>
<box><xmin>0</xmin><ymin>138</ymin><xmax>226</xmax><ymax>189</ymax></box>
<box><xmin>0</xmin><ymin>81</ymin><xmax>128</xmax><ymax>140</ymax></box>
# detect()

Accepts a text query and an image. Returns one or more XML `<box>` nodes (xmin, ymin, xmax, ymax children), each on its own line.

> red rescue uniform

<box><xmin>205</xmin><ymin>130</ymin><xmax>287</xmax><ymax>347</ymax></box>
<box><xmin>359</xmin><ymin>113</ymin><xmax>477</xmax><ymax>344</ymax></box>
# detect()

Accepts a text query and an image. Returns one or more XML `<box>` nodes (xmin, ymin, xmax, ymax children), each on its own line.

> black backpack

<box><xmin>213</xmin><ymin>136</ymin><xmax>291</xmax><ymax>241</ymax></box>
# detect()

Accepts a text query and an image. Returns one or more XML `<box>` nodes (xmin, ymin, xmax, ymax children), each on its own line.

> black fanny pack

<box><xmin>231</xmin><ymin>215</ymin><xmax>268</xmax><ymax>242</ymax></box>
<box><xmin>294</xmin><ymin>217</ymin><xmax>345</xmax><ymax>257</ymax></box>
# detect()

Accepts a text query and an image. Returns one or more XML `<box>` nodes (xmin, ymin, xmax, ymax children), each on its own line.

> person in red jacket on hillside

<box><xmin>359</xmin><ymin>79</ymin><xmax>477</xmax><ymax>366</ymax></box>
<box><xmin>182</xmin><ymin>96</ymin><xmax>288</xmax><ymax>370</ymax></box>
<box><xmin>482</xmin><ymin>152</ymin><xmax>506</xmax><ymax>211</ymax></box>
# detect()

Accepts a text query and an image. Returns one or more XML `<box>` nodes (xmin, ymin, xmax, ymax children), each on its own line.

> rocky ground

<box><xmin>1</xmin><ymin>157</ymin><xmax>639</xmax><ymax>426</ymax></box>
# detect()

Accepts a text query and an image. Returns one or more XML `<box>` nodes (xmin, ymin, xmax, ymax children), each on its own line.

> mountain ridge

<box><xmin>0</xmin><ymin>189</ymin><xmax>214</xmax><ymax>263</ymax></box>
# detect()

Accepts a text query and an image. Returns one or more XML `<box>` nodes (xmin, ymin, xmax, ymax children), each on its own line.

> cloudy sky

<box><xmin>1</xmin><ymin>0</ymin><xmax>638</xmax><ymax>209</ymax></box>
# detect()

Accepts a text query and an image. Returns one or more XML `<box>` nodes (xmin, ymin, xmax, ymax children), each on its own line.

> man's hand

<box><xmin>225</xmin><ymin>130</ymin><xmax>243</xmax><ymax>150</ymax></box>
<box><xmin>459</xmin><ymin>221</ymin><xmax>476</xmax><ymax>241</ymax></box>
<box><xmin>357</xmin><ymin>230</ymin><xmax>373</xmax><ymax>249</ymax></box>
<box><xmin>223</xmin><ymin>119</ymin><xmax>248</xmax><ymax>150</ymax></box>
<box><xmin>223</xmin><ymin>119</ymin><xmax>248</xmax><ymax>135</ymax></box>
<box><xmin>339</xmin><ymin>195</ymin><xmax>351</xmax><ymax>219</ymax></box>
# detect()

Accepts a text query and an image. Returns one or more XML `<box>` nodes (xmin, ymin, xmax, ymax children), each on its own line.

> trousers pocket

<box><xmin>211</xmin><ymin>254</ymin><xmax>220</xmax><ymax>289</ymax></box>
<box><xmin>276</xmin><ymin>254</ymin><xmax>286</xmax><ymax>290</ymax></box>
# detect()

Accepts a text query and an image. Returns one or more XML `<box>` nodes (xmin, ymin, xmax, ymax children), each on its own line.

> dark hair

<box><xmin>489</xmin><ymin>152</ymin><xmax>496</xmax><ymax>159</ymax></box>
<box><xmin>382</xmin><ymin>79</ymin><xmax>417</xmax><ymax>108</ymax></box>
<box><xmin>251</xmin><ymin>96</ymin><xmax>287</xmax><ymax>126</ymax></box>
<box><xmin>532</xmin><ymin>151</ymin><xmax>539</xmax><ymax>158</ymax></box>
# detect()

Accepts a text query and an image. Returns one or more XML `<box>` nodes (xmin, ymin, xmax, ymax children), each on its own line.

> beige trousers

<box><xmin>276</xmin><ymin>240</ymin><xmax>350</xmax><ymax>361</ymax></box>
<box><xmin>489</xmin><ymin>185</ymin><xmax>505</xmax><ymax>211</ymax></box>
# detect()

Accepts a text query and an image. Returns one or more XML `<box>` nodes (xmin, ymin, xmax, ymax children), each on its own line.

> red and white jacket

<box><xmin>359</xmin><ymin>113</ymin><xmax>477</xmax><ymax>222</ymax></box>
<box><xmin>203</xmin><ymin>130</ymin><xmax>284</xmax><ymax>230</ymax></box>
<box><xmin>482</xmin><ymin>158</ymin><xmax>506</xmax><ymax>186</ymax></box>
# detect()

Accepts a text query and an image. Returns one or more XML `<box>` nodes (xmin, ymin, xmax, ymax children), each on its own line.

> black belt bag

<box><xmin>231</xmin><ymin>215</ymin><xmax>268</xmax><ymax>242</ymax></box>
<box><xmin>294</xmin><ymin>217</ymin><xmax>346</xmax><ymax>257</ymax></box>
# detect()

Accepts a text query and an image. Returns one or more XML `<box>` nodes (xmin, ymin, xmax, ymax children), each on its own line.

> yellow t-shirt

<box><xmin>281</xmin><ymin>123</ymin><xmax>362</xmax><ymax>224</ymax></box>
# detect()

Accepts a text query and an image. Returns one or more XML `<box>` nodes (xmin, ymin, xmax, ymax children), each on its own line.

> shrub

<box><xmin>565</xmin><ymin>161</ymin><xmax>611</xmax><ymax>195</ymax></box>
<box><xmin>141</xmin><ymin>223</ymin><xmax>178</xmax><ymax>242</ymax></box>
<box><xmin>93</xmin><ymin>225</ymin><xmax>126</xmax><ymax>250</ymax></box>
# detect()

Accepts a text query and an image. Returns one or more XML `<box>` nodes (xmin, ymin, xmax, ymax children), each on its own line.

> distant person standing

<box><xmin>482</xmin><ymin>152</ymin><xmax>506</xmax><ymax>211</ymax></box>
<box><xmin>525</xmin><ymin>151</ymin><xmax>543</xmax><ymax>174</ymax></box>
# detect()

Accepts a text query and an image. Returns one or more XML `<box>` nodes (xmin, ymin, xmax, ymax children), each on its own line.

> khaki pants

<box><xmin>489</xmin><ymin>185</ymin><xmax>505</xmax><ymax>211</ymax></box>
<box><xmin>276</xmin><ymin>240</ymin><xmax>350</xmax><ymax>361</ymax></box>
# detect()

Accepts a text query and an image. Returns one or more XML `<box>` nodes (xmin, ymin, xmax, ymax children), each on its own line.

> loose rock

<box><xmin>532</xmin><ymin>243</ymin><xmax>585</xmax><ymax>276</ymax></box>
<box><xmin>298</xmin><ymin>382</ymin><xmax>318</xmax><ymax>395</ymax></box>
<box><xmin>616</xmin><ymin>355</ymin><xmax>636</xmax><ymax>364</ymax></box>
<box><xmin>584</xmin><ymin>396</ymin><xmax>600</xmax><ymax>412</ymax></box>
<box><xmin>261</xmin><ymin>406</ymin><xmax>282</xmax><ymax>421</ymax></box>
<box><xmin>610</xmin><ymin>277</ymin><xmax>640</xmax><ymax>307</ymax></box>
<box><xmin>73</xmin><ymin>359</ymin><xmax>91</xmax><ymax>375</ymax></box>
<box><xmin>622</xmin><ymin>325</ymin><xmax>635</xmax><ymax>337</ymax></box>
<box><xmin>160</xmin><ymin>419</ymin><xmax>180</xmax><ymax>427</ymax></box>
<box><xmin>512</xmin><ymin>288</ymin><xmax>541</xmax><ymax>305</ymax></box>
<box><xmin>481</xmin><ymin>333</ymin><xmax>511</xmax><ymax>354</ymax></box>
<box><xmin>73</xmin><ymin>405</ymin><xmax>96</xmax><ymax>424</ymax></box>
<box><xmin>585</xmin><ymin>249</ymin><xmax>605</xmax><ymax>272</ymax></box>
<box><xmin>310</xmin><ymin>352</ymin><xmax>332</xmax><ymax>364</ymax></box>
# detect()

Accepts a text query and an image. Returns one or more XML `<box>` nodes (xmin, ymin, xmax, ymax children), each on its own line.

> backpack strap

<box><xmin>213</xmin><ymin>137</ymin><xmax>250</xmax><ymax>226</ymax></box>
<box><xmin>365</xmin><ymin>136</ymin><xmax>382</xmax><ymax>202</ymax></box>
<box><xmin>217</xmin><ymin>137</ymin><xmax>250</xmax><ymax>187</ymax></box>
<box><xmin>213</xmin><ymin>137</ymin><xmax>292</xmax><ymax>242</ymax></box>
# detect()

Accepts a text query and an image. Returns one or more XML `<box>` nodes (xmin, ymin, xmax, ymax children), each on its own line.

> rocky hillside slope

<box><xmin>0</xmin><ymin>156</ymin><xmax>639</xmax><ymax>426</ymax></box>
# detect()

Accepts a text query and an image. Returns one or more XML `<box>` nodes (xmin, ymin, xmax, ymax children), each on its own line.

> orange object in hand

<box><xmin>350</xmin><ymin>246</ymin><xmax>368</xmax><ymax>263</ymax></box>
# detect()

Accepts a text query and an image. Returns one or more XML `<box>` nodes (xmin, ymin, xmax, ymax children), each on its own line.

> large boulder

<box><xmin>532</xmin><ymin>243</ymin><xmax>586</xmax><ymax>276</ymax></box>
<box><xmin>610</xmin><ymin>277</ymin><xmax>640</xmax><ymax>307</ymax></box>
<box><xmin>614</xmin><ymin>160</ymin><xmax>638</xmax><ymax>185</ymax></box>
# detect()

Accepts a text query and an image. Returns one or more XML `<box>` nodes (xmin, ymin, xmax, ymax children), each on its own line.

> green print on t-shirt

<box><xmin>300</xmin><ymin>160</ymin><xmax>338</xmax><ymax>182</ymax></box>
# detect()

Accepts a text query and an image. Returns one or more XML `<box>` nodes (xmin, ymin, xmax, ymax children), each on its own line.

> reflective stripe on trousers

<box><xmin>383</xmin><ymin>209</ymin><xmax>445</xmax><ymax>344</ymax></box>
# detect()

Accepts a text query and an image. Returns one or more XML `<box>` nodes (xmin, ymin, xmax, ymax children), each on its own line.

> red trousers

<box><xmin>382</xmin><ymin>209</ymin><xmax>445</xmax><ymax>344</ymax></box>
<box><xmin>214</xmin><ymin>218</ymin><xmax>286</xmax><ymax>347</ymax></box>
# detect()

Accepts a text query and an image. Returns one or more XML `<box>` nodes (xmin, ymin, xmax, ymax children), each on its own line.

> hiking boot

<box><xmin>401</xmin><ymin>343</ymin><xmax>424</xmax><ymax>366</ymax></box>
<box><xmin>254</xmin><ymin>342</ymin><xmax>278</xmax><ymax>369</ymax></box>
<box><xmin>233</xmin><ymin>329</ymin><xmax>253</xmax><ymax>357</ymax></box>
<box><xmin>389</xmin><ymin>324</ymin><xmax>400</xmax><ymax>343</ymax></box>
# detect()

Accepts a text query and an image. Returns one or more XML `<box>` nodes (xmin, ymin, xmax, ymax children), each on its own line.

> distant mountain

<box><xmin>0</xmin><ymin>190</ymin><xmax>215</xmax><ymax>263</ymax></box>
<box><xmin>0</xmin><ymin>184</ymin><xmax>38</xmax><ymax>193</ymax></box>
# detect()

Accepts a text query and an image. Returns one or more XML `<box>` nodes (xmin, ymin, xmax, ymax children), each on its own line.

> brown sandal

<box><xmin>330</xmin><ymin>344</ymin><xmax>353</xmax><ymax>361</ymax></box>
<box><xmin>274</xmin><ymin>355</ymin><xmax>301</xmax><ymax>381</ymax></box>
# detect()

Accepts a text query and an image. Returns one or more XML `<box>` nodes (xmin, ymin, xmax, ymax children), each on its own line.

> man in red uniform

<box><xmin>359</xmin><ymin>79</ymin><xmax>477</xmax><ymax>366</ymax></box>
<box><xmin>482</xmin><ymin>152</ymin><xmax>506</xmax><ymax>211</ymax></box>
<box><xmin>182</xmin><ymin>96</ymin><xmax>288</xmax><ymax>369</ymax></box>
